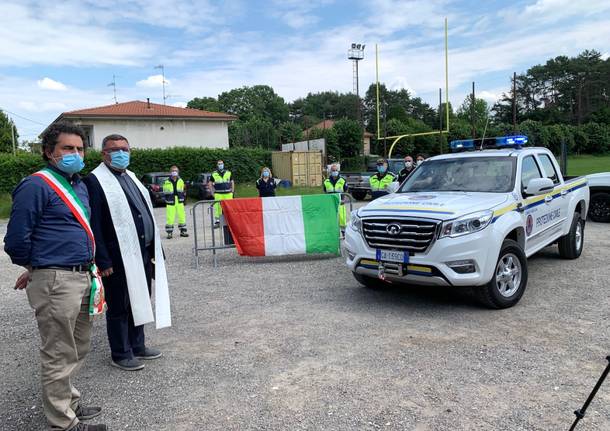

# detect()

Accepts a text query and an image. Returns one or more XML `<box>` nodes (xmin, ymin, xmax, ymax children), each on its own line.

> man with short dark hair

<box><xmin>369</xmin><ymin>158</ymin><xmax>396</xmax><ymax>199</ymax></box>
<box><xmin>84</xmin><ymin>134</ymin><xmax>170</xmax><ymax>372</ymax></box>
<box><xmin>4</xmin><ymin>121</ymin><xmax>107</xmax><ymax>431</ymax></box>
<box><xmin>397</xmin><ymin>155</ymin><xmax>415</xmax><ymax>184</ymax></box>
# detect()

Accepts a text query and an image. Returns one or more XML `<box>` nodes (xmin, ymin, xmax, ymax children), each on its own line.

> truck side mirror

<box><xmin>387</xmin><ymin>182</ymin><xmax>400</xmax><ymax>194</ymax></box>
<box><xmin>525</xmin><ymin>177</ymin><xmax>554</xmax><ymax>196</ymax></box>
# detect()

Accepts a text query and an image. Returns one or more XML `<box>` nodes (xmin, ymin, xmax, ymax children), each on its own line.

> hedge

<box><xmin>0</xmin><ymin>147</ymin><xmax>272</xmax><ymax>194</ymax></box>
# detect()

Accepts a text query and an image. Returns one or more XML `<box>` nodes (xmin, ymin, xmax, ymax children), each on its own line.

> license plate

<box><xmin>376</xmin><ymin>249</ymin><xmax>409</xmax><ymax>264</ymax></box>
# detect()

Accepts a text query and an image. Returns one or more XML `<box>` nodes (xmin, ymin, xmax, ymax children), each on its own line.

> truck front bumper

<box><xmin>344</xmin><ymin>226</ymin><xmax>499</xmax><ymax>287</ymax></box>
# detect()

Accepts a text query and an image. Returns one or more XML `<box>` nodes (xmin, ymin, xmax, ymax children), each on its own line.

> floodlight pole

<box><xmin>348</xmin><ymin>43</ymin><xmax>365</xmax><ymax>125</ymax></box>
<box><xmin>439</xmin><ymin>88</ymin><xmax>443</xmax><ymax>154</ymax></box>
<box><xmin>512</xmin><ymin>71</ymin><xmax>517</xmax><ymax>132</ymax></box>
<box><xmin>155</xmin><ymin>64</ymin><xmax>167</xmax><ymax>105</ymax></box>
<box><xmin>471</xmin><ymin>81</ymin><xmax>476</xmax><ymax>139</ymax></box>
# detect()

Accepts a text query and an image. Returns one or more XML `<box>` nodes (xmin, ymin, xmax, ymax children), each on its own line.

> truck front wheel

<box><xmin>558</xmin><ymin>211</ymin><xmax>584</xmax><ymax>259</ymax></box>
<box><xmin>476</xmin><ymin>239</ymin><xmax>528</xmax><ymax>309</ymax></box>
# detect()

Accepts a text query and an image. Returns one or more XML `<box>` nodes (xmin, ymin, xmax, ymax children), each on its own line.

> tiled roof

<box><xmin>61</xmin><ymin>100</ymin><xmax>236</xmax><ymax>120</ymax></box>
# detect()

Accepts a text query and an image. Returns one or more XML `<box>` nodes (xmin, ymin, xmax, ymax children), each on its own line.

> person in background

<box><xmin>369</xmin><ymin>158</ymin><xmax>396</xmax><ymax>200</ymax></box>
<box><xmin>256</xmin><ymin>167</ymin><xmax>276</xmax><ymax>197</ymax></box>
<box><xmin>163</xmin><ymin>165</ymin><xmax>188</xmax><ymax>239</ymax></box>
<box><xmin>397</xmin><ymin>155</ymin><xmax>415</xmax><ymax>184</ymax></box>
<box><xmin>416</xmin><ymin>154</ymin><xmax>426</xmax><ymax>166</ymax></box>
<box><xmin>209</xmin><ymin>159</ymin><xmax>234</xmax><ymax>225</ymax></box>
<box><xmin>4</xmin><ymin>122</ymin><xmax>107</xmax><ymax>431</ymax></box>
<box><xmin>323</xmin><ymin>163</ymin><xmax>348</xmax><ymax>236</ymax></box>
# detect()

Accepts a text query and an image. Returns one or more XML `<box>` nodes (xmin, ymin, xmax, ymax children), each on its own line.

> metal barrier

<box><xmin>190</xmin><ymin>193</ymin><xmax>355</xmax><ymax>268</ymax></box>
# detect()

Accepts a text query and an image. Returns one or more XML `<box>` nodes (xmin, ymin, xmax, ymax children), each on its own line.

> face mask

<box><xmin>417</xmin><ymin>160</ymin><xmax>424</xmax><ymax>166</ymax></box>
<box><xmin>377</xmin><ymin>166</ymin><xmax>386</xmax><ymax>174</ymax></box>
<box><xmin>217</xmin><ymin>164</ymin><xmax>224</xmax><ymax>171</ymax></box>
<box><xmin>171</xmin><ymin>171</ymin><xmax>178</xmax><ymax>177</ymax></box>
<box><xmin>262</xmin><ymin>171</ymin><xmax>270</xmax><ymax>178</ymax></box>
<box><xmin>330</xmin><ymin>171</ymin><xmax>339</xmax><ymax>177</ymax></box>
<box><xmin>110</xmin><ymin>150</ymin><xmax>130</xmax><ymax>169</ymax></box>
<box><xmin>405</xmin><ymin>161</ymin><xmax>413</xmax><ymax>168</ymax></box>
<box><xmin>54</xmin><ymin>153</ymin><xmax>85</xmax><ymax>175</ymax></box>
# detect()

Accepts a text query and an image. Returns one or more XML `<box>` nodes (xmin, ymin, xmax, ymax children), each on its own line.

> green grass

<box><xmin>234</xmin><ymin>184</ymin><xmax>322</xmax><ymax>198</ymax></box>
<box><xmin>0</xmin><ymin>194</ymin><xmax>12</xmax><ymax>219</ymax></box>
<box><xmin>567</xmin><ymin>155</ymin><xmax>610</xmax><ymax>176</ymax></box>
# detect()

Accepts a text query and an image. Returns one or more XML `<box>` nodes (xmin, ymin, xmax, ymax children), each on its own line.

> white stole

<box><xmin>92</xmin><ymin>162</ymin><xmax>171</xmax><ymax>329</ymax></box>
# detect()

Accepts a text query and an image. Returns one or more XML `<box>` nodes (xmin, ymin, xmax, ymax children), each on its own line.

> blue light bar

<box><xmin>450</xmin><ymin>135</ymin><xmax>529</xmax><ymax>152</ymax></box>
<box><xmin>496</xmin><ymin>135</ymin><xmax>528</xmax><ymax>147</ymax></box>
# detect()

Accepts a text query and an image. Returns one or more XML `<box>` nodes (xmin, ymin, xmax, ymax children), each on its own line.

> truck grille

<box><xmin>362</xmin><ymin>218</ymin><xmax>440</xmax><ymax>253</ymax></box>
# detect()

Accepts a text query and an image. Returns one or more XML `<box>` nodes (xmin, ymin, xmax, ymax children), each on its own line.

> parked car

<box><xmin>344</xmin><ymin>158</ymin><xmax>405</xmax><ymax>200</ymax></box>
<box><xmin>188</xmin><ymin>172</ymin><xmax>214</xmax><ymax>201</ymax></box>
<box><xmin>140</xmin><ymin>172</ymin><xmax>171</xmax><ymax>207</ymax></box>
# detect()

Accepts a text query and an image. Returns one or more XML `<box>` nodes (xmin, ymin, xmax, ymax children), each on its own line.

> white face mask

<box><xmin>417</xmin><ymin>160</ymin><xmax>424</xmax><ymax>166</ymax></box>
<box><xmin>405</xmin><ymin>161</ymin><xmax>413</xmax><ymax>168</ymax></box>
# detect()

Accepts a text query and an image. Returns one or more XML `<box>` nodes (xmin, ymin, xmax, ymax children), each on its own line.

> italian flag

<box><xmin>221</xmin><ymin>194</ymin><xmax>341</xmax><ymax>256</ymax></box>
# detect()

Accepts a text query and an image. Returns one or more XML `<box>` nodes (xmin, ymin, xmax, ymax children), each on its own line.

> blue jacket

<box><xmin>3</xmin><ymin>165</ymin><xmax>94</xmax><ymax>267</ymax></box>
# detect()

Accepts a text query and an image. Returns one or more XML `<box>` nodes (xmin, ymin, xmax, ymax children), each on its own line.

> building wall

<box><xmin>70</xmin><ymin>118</ymin><xmax>230</xmax><ymax>150</ymax></box>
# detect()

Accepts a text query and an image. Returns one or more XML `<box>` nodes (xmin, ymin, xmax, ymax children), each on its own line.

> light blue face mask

<box><xmin>218</xmin><ymin>164</ymin><xmax>224</xmax><ymax>171</ymax></box>
<box><xmin>110</xmin><ymin>150</ymin><xmax>130</xmax><ymax>169</ymax></box>
<box><xmin>330</xmin><ymin>171</ymin><xmax>339</xmax><ymax>177</ymax></box>
<box><xmin>377</xmin><ymin>165</ymin><xmax>387</xmax><ymax>173</ymax></box>
<box><xmin>262</xmin><ymin>170</ymin><xmax>270</xmax><ymax>178</ymax></box>
<box><xmin>55</xmin><ymin>153</ymin><xmax>85</xmax><ymax>175</ymax></box>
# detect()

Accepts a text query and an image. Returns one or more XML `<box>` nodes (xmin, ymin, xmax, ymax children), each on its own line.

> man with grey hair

<box><xmin>84</xmin><ymin>134</ymin><xmax>170</xmax><ymax>372</ymax></box>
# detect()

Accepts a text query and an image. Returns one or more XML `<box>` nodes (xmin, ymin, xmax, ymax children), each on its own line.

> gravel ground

<box><xmin>1</xmin><ymin>203</ymin><xmax>609</xmax><ymax>431</ymax></box>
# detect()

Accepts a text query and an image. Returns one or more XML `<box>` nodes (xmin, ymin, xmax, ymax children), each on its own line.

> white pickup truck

<box><xmin>344</xmin><ymin>137</ymin><xmax>590</xmax><ymax>309</ymax></box>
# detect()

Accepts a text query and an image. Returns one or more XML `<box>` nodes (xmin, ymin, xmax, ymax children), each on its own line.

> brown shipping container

<box><xmin>272</xmin><ymin>151</ymin><xmax>323</xmax><ymax>187</ymax></box>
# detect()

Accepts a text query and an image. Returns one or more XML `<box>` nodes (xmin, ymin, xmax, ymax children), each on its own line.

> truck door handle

<box><xmin>561</xmin><ymin>190</ymin><xmax>568</xmax><ymax>197</ymax></box>
<box><xmin>545</xmin><ymin>195</ymin><xmax>553</xmax><ymax>203</ymax></box>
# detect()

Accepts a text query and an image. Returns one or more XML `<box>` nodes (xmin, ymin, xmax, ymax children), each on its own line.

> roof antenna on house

<box><xmin>154</xmin><ymin>64</ymin><xmax>167</xmax><ymax>105</ymax></box>
<box><xmin>147</xmin><ymin>98</ymin><xmax>151</xmax><ymax>109</ymax></box>
<box><xmin>107</xmin><ymin>74</ymin><xmax>118</xmax><ymax>104</ymax></box>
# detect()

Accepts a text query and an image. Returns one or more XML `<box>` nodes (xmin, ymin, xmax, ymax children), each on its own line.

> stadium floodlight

<box><xmin>351</xmin><ymin>43</ymin><xmax>356</xmax><ymax>48</ymax></box>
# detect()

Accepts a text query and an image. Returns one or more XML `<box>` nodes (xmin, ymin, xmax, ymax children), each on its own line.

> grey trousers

<box><xmin>26</xmin><ymin>269</ymin><xmax>92</xmax><ymax>431</ymax></box>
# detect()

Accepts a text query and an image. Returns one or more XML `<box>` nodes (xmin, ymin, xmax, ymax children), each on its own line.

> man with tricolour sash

<box><xmin>4</xmin><ymin>122</ymin><xmax>107</xmax><ymax>431</ymax></box>
<box><xmin>84</xmin><ymin>134</ymin><xmax>171</xmax><ymax>372</ymax></box>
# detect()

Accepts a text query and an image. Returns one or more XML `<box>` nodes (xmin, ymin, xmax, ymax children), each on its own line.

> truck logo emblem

<box><xmin>526</xmin><ymin>214</ymin><xmax>533</xmax><ymax>236</ymax></box>
<box><xmin>386</xmin><ymin>223</ymin><xmax>402</xmax><ymax>235</ymax></box>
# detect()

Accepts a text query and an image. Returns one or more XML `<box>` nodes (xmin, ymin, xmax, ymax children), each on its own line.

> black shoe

<box><xmin>180</xmin><ymin>232</ymin><xmax>189</xmax><ymax>237</ymax></box>
<box><xmin>75</xmin><ymin>405</ymin><xmax>102</xmax><ymax>420</ymax></box>
<box><xmin>69</xmin><ymin>423</ymin><xmax>107</xmax><ymax>431</ymax></box>
<box><xmin>166</xmin><ymin>232</ymin><xmax>173</xmax><ymax>239</ymax></box>
<box><xmin>111</xmin><ymin>357</ymin><xmax>145</xmax><ymax>371</ymax></box>
<box><xmin>134</xmin><ymin>347</ymin><xmax>162</xmax><ymax>360</ymax></box>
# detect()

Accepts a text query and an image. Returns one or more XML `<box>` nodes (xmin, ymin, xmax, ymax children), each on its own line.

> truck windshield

<box><xmin>399</xmin><ymin>156</ymin><xmax>516</xmax><ymax>193</ymax></box>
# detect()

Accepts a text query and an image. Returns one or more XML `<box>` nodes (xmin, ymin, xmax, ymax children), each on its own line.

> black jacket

<box><xmin>397</xmin><ymin>167</ymin><xmax>415</xmax><ymax>184</ymax></box>
<box><xmin>83</xmin><ymin>173</ymin><xmax>155</xmax><ymax>272</ymax></box>
<box><xmin>256</xmin><ymin>177</ymin><xmax>277</xmax><ymax>197</ymax></box>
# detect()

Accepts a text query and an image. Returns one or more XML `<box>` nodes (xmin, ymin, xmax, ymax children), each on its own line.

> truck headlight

<box><xmin>349</xmin><ymin>211</ymin><xmax>362</xmax><ymax>233</ymax></box>
<box><xmin>439</xmin><ymin>210</ymin><xmax>493</xmax><ymax>238</ymax></box>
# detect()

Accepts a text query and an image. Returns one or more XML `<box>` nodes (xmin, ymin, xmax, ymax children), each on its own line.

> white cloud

<box><xmin>171</xmin><ymin>102</ymin><xmax>187</xmax><ymax>108</ymax></box>
<box><xmin>19</xmin><ymin>101</ymin><xmax>68</xmax><ymax>112</ymax></box>
<box><xmin>478</xmin><ymin>90</ymin><xmax>500</xmax><ymax>105</ymax></box>
<box><xmin>136</xmin><ymin>75</ymin><xmax>170</xmax><ymax>88</ymax></box>
<box><xmin>37</xmin><ymin>77</ymin><xmax>67</xmax><ymax>91</ymax></box>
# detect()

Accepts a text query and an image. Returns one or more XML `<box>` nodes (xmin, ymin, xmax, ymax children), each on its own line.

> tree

<box><xmin>333</xmin><ymin>119</ymin><xmax>363</xmax><ymax>158</ymax></box>
<box><xmin>289</xmin><ymin>91</ymin><xmax>359</xmax><ymax>125</ymax></box>
<box><xmin>278</xmin><ymin>122</ymin><xmax>303</xmax><ymax>144</ymax></box>
<box><xmin>228</xmin><ymin>117</ymin><xmax>279</xmax><ymax>150</ymax></box>
<box><xmin>218</xmin><ymin>85</ymin><xmax>289</xmax><ymax>126</ymax></box>
<box><xmin>186</xmin><ymin>97</ymin><xmax>221</xmax><ymax>112</ymax></box>
<box><xmin>0</xmin><ymin>111</ymin><xmax>18</xmax><ymax>153</ymax></box>
<box><xmin>457</xmin><ymin>95</ymin><xmax>491</xmax><ymax>138</ymax></box>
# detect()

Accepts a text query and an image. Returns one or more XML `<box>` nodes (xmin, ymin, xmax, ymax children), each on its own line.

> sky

<box><xmin>1</xmin><ymin>0</ymin><xmax>610</xmax><ymax>141</ymax></box>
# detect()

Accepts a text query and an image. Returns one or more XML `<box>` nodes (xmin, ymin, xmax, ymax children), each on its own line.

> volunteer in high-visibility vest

<box><xmin>369</xmin><ymin>158</ymin><xmax>396</xmax><ymax>200</ymax></box>
<box><xmin>163</xmin><ymin>165</ymin><xmax>188</xmax><ymax>239</ymax></box>
<box><xmin>209</xmin><ymin>159</ymin><xmax>234</xmax><ymax>224</ymax></box>
<box><xmin>323</xmin><ymin>163</ymin><xmax>348</xmax><ymax>235</ymax></box>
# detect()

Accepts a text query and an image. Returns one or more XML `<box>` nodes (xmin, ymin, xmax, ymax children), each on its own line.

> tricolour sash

<box><xmin>32</xmin><ymin>168</ymin><xmax>107</xmax><ymax>316</ymax></box>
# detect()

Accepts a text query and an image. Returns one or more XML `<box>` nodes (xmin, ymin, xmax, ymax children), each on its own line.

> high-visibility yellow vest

<box><xmin>324</xmin><ymin>177</ymin><xmax>346</xmax><ymax>193</ymax></box>
<box><xmin>369</xmin><ymin>172</ymin><xmax>395</xmax><ymax>191</ymax></box>
<box><xmin>163</xmin><ymin>178</ymin><xmax>185</xmax><ymax>204</ymax></box>
<box><xmin>211</xmin><ymin>170</ymin><xmax>232</xmax><ymax>193</ymax></box>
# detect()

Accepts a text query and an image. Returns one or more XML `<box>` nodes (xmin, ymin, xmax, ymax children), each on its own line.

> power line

<box><xmin>0</xmin><ymin>107</ymin><xmax>46</xmax><ymax>126</ymax></box>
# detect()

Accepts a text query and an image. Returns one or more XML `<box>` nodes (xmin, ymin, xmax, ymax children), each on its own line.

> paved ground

<box><xmin>1</xmin><ymin>204</ymin><xmax>609</xmax><ymax>430</ymax></box>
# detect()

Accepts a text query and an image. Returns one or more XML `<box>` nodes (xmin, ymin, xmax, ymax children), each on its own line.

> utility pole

<box><xmin>11</xmin><ymin>118</ymin><xmax>16</xmax><ymax>155</ymax></box>
<box><xmin>108</xmin><ymin>74</ymin><xmax>118</xmax><ymax>104</ymax></box>
<box><xmin>512</xmin><ymin>72</ymin><xmax>517</xmax><ymax>132</ymax></box>
<box><xmin>154</xmin><ymin>64</ymin><xmax>167</xmax><ymax>104</ymax></box>
<box><xmin>471</xmin><ymin>81</ymin><xmax>476</xmax><ymax>139</ymax></box>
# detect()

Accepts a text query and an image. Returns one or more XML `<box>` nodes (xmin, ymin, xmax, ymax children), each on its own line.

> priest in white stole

<box><xmin>83</xmin><ymin>134</ymin><xmax>171</xmax><ymax>371</ymax></box>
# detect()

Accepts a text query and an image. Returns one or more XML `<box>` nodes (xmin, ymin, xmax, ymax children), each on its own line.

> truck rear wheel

<box><xmin>589</xmin><ymin>192</ymin><xmax>610</xmax><ymax>223</ymax></box>
<box><xmin>558</xmin><ymin>211</ymin><xmax>584</xmax><ymax>259</ymax></box>
<box><xmin>353</xmin><ymin>272</ymin><xmax>388</xmax><ymax>290</ymax></box>
<box><xmin>351</xmin><ymin>190</ymin><xmax>367</xmax><ymax>201</ymax></box>
<box><xmin>476</xmin><ymin>239</ymin><xmax>528</xmax><ymax>309</ymax></box>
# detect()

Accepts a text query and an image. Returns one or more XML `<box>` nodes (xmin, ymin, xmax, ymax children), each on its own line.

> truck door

<box><xmin>535</xmin><ymin>152</ymin><xmax>567</xmax><ymax>241</ymax></box>
<box><xmin>520</xmin><ymin>155</ymin><xmax>547</xmax><ymax>253</ymax></box>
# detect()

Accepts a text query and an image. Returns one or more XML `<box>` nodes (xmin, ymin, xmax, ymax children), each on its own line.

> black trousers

<box><xmin>103</xmin><ymin>247</ymin><xmax>153</xmax><ymax>361</ymax></box>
